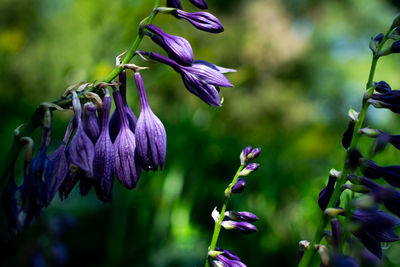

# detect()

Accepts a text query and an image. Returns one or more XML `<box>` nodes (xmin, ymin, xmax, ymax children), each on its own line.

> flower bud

<box><xmin>231</xmin><ymin>178</ymin><xmax>247</xmax><ymax>194</ymax></box>
<box><xmin>238</xmin><ymin>163</ymin><xmax>259</xmax><ymax>177</ymax></box>
<box><xmin>224</xmin><ymin>211</ymin><xmax>259</xmax><ymax>222</ymax></box>
<box><xmin>348</xmin><ymin>108</ymin><xmax>359</xmax><ymax>121</ymax></box>
<box><xmin>239</xmin><ymin>146</ymin><xmax>251</xmax><ymax>165</ymax></box>
<box><xmin>173</xmin><ymin>10</ymin><xmax>224</xmax><ymax>33</ymax></box>
<box><xmin>220</xmin><ymin>220</ymin><xmax>257</xmax><ymax>234</ymax></box>
<box><xmin>212</xmin><ymin>207</ymin><xmax>220</xmax><ymax>223</ymax></box>
<box><xmin>341</xmin><ymin>121</ymin><xmax>354</xmax><ymax>150</ymax></box>
<box><xmin>391</xmin><ymin>15</ymin><xmax>400</xmax><ymax>30</ymax></box>
<box><xmin>315</xmin><ymin>244</ymin><xmax>330</xmax><ymax>266</ymax></box>
<box><xmin>373</xmin><ymin>81</ymin><xmax>391</xmax><ymax>94</ymax></box>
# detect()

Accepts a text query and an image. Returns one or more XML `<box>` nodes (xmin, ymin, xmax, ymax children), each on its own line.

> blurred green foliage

<box><xmin>1</xmin><ymin>0</ymin><xmax>400</xmax><ymax>266</ymax></box>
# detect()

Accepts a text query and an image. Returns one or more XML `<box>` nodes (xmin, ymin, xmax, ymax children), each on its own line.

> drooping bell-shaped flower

<box><xmin>173</xmin><ymin>9</ymin><xmax>224</xmax><ymax>33</ymax></box>
<box><xmin>46</xmin><ymin>117</ymin><xmax>75</xmax><ymax>204</ymax></box>
<box><xmin>143</xmin><ymin>51</ymin><xmax>234</xmax><ymax>106</ymax></box>
<box><xmin>135</xmin><ymin>72</ymin><xmax>167</xmax><ymax>171</ymax></box>
<box><xmin>113</xmin><ymin>89</ymin><xmax>141</xmax><ymax>189</ymax></box>
<box><xmin>360</xmin><ymin>157</ymin><xmax>400</xmax><ymax>187</ymax></box>
<box><xmin>93</xmin><ymin>88</ymin><xmax>115</xmax><ymax>202</ymax></box>
<box><xmin>351</xmin><ymin>209</ymin><xmax>400</xmax><ymax>259</ymax></box>
<box><xmin>167</xmin><ymin>0</ymin><xmax>182</xmax><ymax>9</ymax></box>
<box><xmin>189</xmin><ymin>0</ymin><xmax>208</xmax><ymax>9</ymax></box>
<box><xmin>146</xmin><ymin>24</ymin><xmax>194</xmax><ymax>66</ymax></box>
<box><xmin>109</xmin><ymin>70</ymin><xmax>137</xmax><ymax>142</ymax></box>
<box><xmin>68</xmin><ymin>92</ymin><xmax>95</xmax><ymax>195</ymax></box>
<box><xmin>82</xmin><ymin>102</ymin><xmax>100</xmax><ymax>144</ymax></box>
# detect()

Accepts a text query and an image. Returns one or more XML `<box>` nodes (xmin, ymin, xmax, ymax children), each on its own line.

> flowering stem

<box><xmin>205</xmin><ymin>165</ymin><xmax>245</xmax><ymax>267</ymax></box>
<box><xmin>0</xmin><ymin>0</ymin><xmax>161</xmax><ymax>194</ymax></box>
<box><xmin>298</xmin><ymin>28</ymin><xmax>391</xmax><ymax>267</ymax></box>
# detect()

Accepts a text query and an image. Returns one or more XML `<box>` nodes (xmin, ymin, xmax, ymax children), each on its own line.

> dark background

<box><xmin>1</xmin><ymin>0</ymin><xmax>400</xmax><ymax>266</ymax></box>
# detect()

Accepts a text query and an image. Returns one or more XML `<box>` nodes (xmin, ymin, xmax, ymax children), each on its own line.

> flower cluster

<box><xmin>2</xmin><ymin>0</ymin><xmax>235</xmax><ymax>235</ymax></box>
<box><xmin>206</xmin><ymin>146</ymin><xmax>260</xmax><ymax>267</ymax></box>
<box><xmin>299</xmin><ymin>16</ymin><xmax>400</xmax><ymax>266</ymax></box>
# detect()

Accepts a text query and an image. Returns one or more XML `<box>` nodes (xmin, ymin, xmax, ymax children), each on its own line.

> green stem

<box><xmin>205</xmin><ymin>165</ymin><xmax>245</xmax><ymax>267</ymax></box>
<box><xmin>298</xmin><ymin>28</ymin><xmax>392</xmax><ymax>267</ymax></box>
<box><xmin>0</xmin><ymin>0</ymin><xmax>161</xmax><ymax>194</ymax></box>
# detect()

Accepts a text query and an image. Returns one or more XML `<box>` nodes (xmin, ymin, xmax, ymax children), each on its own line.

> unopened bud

<box><xmin>155</xmin><ymin>7</ymin><xmax>177</xmax><ymax>14</ymax></box>
<box><xmin>324</xmin><ymin>208</ymin><xmax>345</xmax><ymax>218</ymax></box>
<box><xmin>329</xmin><ymin>168</ymin><xmax>341</xmax><ymax>179</ymax></box>
<box><xmin>212</xmin><ymin>207</ymin><xmax>220</xmax><ymax>223</ymax></box>
<box><xmin>348</xmin><ymin>108</ymin><xmax>359</xmax><ymax>122</ymax></box>
<box><xmin>315</xmin><ymin>244</ymin><xmax>330</xmax><ymax>266</ymax></box>
<box><xmin>208</xmin><ymin>250</ymin><xmax>224</xmax><ymax>258</ymax></box>
<box><xmin>238</xmin><ymin>163</ymin><xmax>259</xmax><ymax>177</ymax></box>
<box><xmin>231</xmin><ymin>178</ymin><xmax>247</xmax><ymax>194</ymax></box>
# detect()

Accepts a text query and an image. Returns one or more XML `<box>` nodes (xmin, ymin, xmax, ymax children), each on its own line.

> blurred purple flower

<box><xmin>220</xmin><ymin>220</ymin><xmax>257</xmax><ymax>234</ymax></box>
<box><xmin>225</xmin><ymin>211</ymin><xmax>259</xmax><ymax>222</ymax></box>
<box><xmin>231</xmin><ymin>178</ymin><xmax>246</xmax><ymax>194</ymax></box>
<box><xmin>360</xmin><ymin>158</ymin><xmax>400</xmax><ymax>187</ymax></box>
<box><xmin>173</xmin><ymin>9</ymin><xmax>224</xmax><ymax>33</ymax></box>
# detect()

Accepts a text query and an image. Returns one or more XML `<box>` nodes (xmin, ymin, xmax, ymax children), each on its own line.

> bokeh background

<box><xmin>1</xmin><ymin>0</ymin><xmax>400</xmax><ymax>266</ymax></box>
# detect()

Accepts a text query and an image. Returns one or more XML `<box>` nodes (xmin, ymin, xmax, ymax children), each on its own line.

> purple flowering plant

<box><xmin>0</xmin><ymin>0</ymin><xmax>235</xmax><ymax>236</ymax></box>
<box><xmin>298</xmin><ymin>15</ymin><xmax>400</xmax><ymax>267</ymax></box>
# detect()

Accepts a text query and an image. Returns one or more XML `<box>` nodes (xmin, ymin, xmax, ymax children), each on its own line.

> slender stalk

<box><xmin>205</xmin><ymin>165</ymin><xmax>245</xmax><ymax>267</ymax></box>
<box><xmin>0</xmin><ymin>0</ymin><xmax>161</xmax><ymax>193</ymax></box>
<box><xmin>298</xmin><ymin>28</ymin><xmax>392</xmax><ymax>267</ymax></box>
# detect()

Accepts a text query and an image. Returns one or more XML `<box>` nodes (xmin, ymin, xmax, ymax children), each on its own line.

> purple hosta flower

<box><xmin>28</xmin><ymin>129</ymin><xmax>54</xmax><ymax>207</ymax></box>
<box><xmin>231</xmin><ymin>178</ymin><xmax>246</xmax><ymax>194</ymax></box>
<box><xmin>46</xmin><ymin>117</ymin><xmax>76</xmax><ymax>204</ymax></box>
<box><xmin>220</xmin><ymin>220</ymin><xmax>257</xmax><ymax>234</ymax></box>
<box><xmin>135</xmin><ymin>72</ymin><xmax>167</xmax><ymax>171</ymax></box>
<box><xmin>342</xmin><ymin>121</ymin><xmax>355</xmax><ymax>150</ymax></box>
<box><xmin>68</xmin><ymin>92</ymin><xmax>95</xmax><ymax>196</ymax></box>
<box><xmin>225</xmin><ymin>211</ymin><xmax>258</xmax><ymax>222</ymax></box>
<box><xmin>369</xmin><ymin>90</ymin><xmax>400</xmax><ymax>113</ymax></box>
<box><xmin>373</xmin><ymin>81</ymin><xmax>391</xmax><ymax>94</ymax></box>
<box><xmin>93</xmin><ymin>88</ymin><xmax>115</xmax><ymax>202</ymax></box>
<box><xmin>360</xmin><ymin>177</ymin><xmax>400</xmax><ymax>217</ymax></box>
<box><xmin>331</xmin><ymin>218</ymin><xmax>341</xmax><ymax>249</ymax></box>
<box><xmin>215</xmin><ymin>253</ymin><xmax>246</xmax><ymax>267</ymax></box>
<box><xmin>173</xmin><ymin>9</ymin><xmax>224</xmax><ymax>33</ymax></box>
<box><xmin>319</xmin><ymin>169</ymin><xmax>341</xmax><ymax>211</ymax></box>
<box><xmin>82</xmin><ymin>102</ymin><xmax>100</xmax><ymax>144</ymax></box>
<box><xmin>240</xmin><ymin>146</ymin><xmax>261</xmax><ymax>165</ymax></box>
<box><xmin>146</xmin><ymin>24</ymin><xmax>194</xmax><ymax>66</ymax></box>
<box><xmin>146</xmin><ymin>51</ymin><xmax>233</xmax><ymax>106</ymax></box>
<box><xmin>189</xmin><ymin>0</ymin><xmax>208</xmax><ymax>9</ymax></box>
<box><xmin>360</xmin><ymin>158</ymin><xmax>400</xmax><ymax>187</ymax></box>
<box><xmin>361</xmin><ymin>129</ymin><xmax>400</xmax><ymax>154</ymax></box>
<box><xmin>238</xmin><ymin>163</ymin><xmax>259</xmax><ymax>177</ymax></box>
<box><xmin>351</xmin><ymin>209</ymin><xmax>400</xmax><ymax>259</ymax></box>
<box><xmin>113</xmin><ymin>90</ymin><xmax>141</xmax><ymax>189</ymax></box>
<box><xmin>109</xmin><ymin>70</ymin><xmax>137</xmax><ymax>142</ymax></box>
<box><xmin>167</xmin><ymin>0</ymin><xmax>182</xmax><ymax>9</ymax></box>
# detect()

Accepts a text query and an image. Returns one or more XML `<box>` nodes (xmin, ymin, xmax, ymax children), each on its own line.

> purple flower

<box><xmin>220</xmin><ymin>220</ymin><xmax>257</xmax><ymax>234</ymax></box>
<box><xmin>68</xmin><ymin>92</ymin><xmax>95</xmax><ymax>195</ymax></box>
<box><xmin>240</xmin><ymin>146</ymin><xmax>261</xmax><ymax>165</ymax></box>
<box><xmin>352</xmin><ymin>209</ymin><xmax>400</xmax><ymax>258</ymax></box>
<box><xmin>331</xmin><ymin>218</ymin><xmax>341</xmax><ymax>249</ymax></box>
<box><xmin>373</xmin><ymin>81</ymin><xmax>391</xmax><ymax>94</ymax></box>
<box><xmin>113</xmin><ymin>90</ymin><xmax>141</xmax><ymax>189</ymax></box>
<box><xmin>331</xmin><ymin>254</ymin><xmax>359</xmax><ymax>267</ymax></box>
<box><xmin>167</xmin><ymin>0</ymin><xmax>182</xmax><ymax>9</ymax></box>
<box><xmin>93</xmin><ymin>88</ymin><xmax>115</xmax><ymax>202</ymax></box>
<box><xmin>47</xmin><ymin>117</ymin><xmax>75</xmax><ymax>204</ymax></box>
<box><xmin>231</xmin><ymin>178</ymin><xmax>246</xmax><ymax>194</ymax></box>
<box><xmin>109</xmin><ymin>70</ymin><xmax>137</xmax><ymax>142</ymax></box>
<box><xmin>146</xmin><ymin>51</ymin><xmax>234</xmax><ymax>106</ymax></box>
<box><xmin>82</xmin><ymin>102</ymin><xmax>100</xmax><ymax>144</ymax></box>
<box><xmin>189</xmin><ymin>0</ymin><xmax>208</xmax><ymax>9</ymax></box>
<box><xmin>173</xmin><ymin>9</ymin><xmax>224</xmax><ymax>33</ymax></box>
<box><xmin>342</xmin><ymin>121</ymin><xmax>355</xmax><ymax>150</ymax></box>
<box><xmin>319</xmin><ymin>170</ymin><xmax>340</xmax><ymax>211</ymax></box>
<box><xmin>225</xmin><ymin>211</ymin><xmax>259</xmax><ymax>222</ymax></box>
<box><xmin>370</xmin><ymin>90</ymin><xmax>400</xmax><ymax>113</ymax></box>
<box><xmin>134</xmin><ymin>72</ymin><xmax>167</xmax><ymax>171</ymax></box>
<box><xmin>238</xmin><ymin>163</ymin><xmax>259</xmax><ymax>177</ymax></box>
<box><xmin>212</xmin><ymin>248</ymin><xmax>246</xmax><ymax>267</ymax></box>
<box><xmin>146</xmin><ymin>24</ymin><xmax>194</xmax><ymax>66</ymax></box>
<box><xmin>360</xmin><ymin>158</ymin><xmax>400</xmax><ymax>187</ymax></box>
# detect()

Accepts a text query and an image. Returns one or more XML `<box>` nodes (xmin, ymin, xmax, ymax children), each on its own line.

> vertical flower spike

<box><xmin>82</xmin><ymin>102</ymin><xmax>100</xmax><ymax>144</ymax></box>
<box><xmin>189</xmin><ymin>0</ymin><xmax>208</xmax><ymax>9</ymax></box>
<box><xmin>68</xmin><ymin>92</ymin><xmax>95</xmax><ymax>195</ymax></box>
<box><xmin>28</xmin><ymin>128</ymin><xmax>54</xmax><ymax>207</ymax></box>
<box><xmin>134</xmin><ymin>72</ymin><xmax>167</xmax><ymax>171</ymax></box>
<box><xmin>146</xmin><ymin>24</ymin><xmax>194</xmax><ymax>66</ymax></box>
<box><xmin>167</xmin><ymin>0</ymin><xmax>182</xmax><ymax>9</ymax></box>
<box><xmin>113</xmin><ymin>89</ymin><xmax>141</xmax><ymax>189</ymax></box>
<box><xmin>94</xmin><ymin>88</ymin><xmax>115</xmax><ymax>202</ymax></box>
<box><xmin>109</xmin><ymin>70</ymin><xmax>137</xmax><ymax>142</ymax></box>
<box><xmin>46</xmin><ymin>117</ymin><xmax>76</xmax><ymax>204</ymax></box>
<box><xmin>172</xmin><ymin>9</ymin><xmax>224</xmax><ymax>33</ymax></box>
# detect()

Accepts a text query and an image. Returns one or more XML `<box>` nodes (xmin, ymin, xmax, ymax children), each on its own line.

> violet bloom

<box><xmin>167</xmin><ymin>0</ymin><xmax>182</xmax><ymax>9</ymax></box>
<box><xmin>231</xmin><ymin>178</ymin><xmax>246</xmax><ymax>194</ymax></box>
<box><xmin>342</xmin><ymin>121</ymin><xmax>355</xmax><ymax>150</ymax></box>
<box><xmin>225</xmin><ymin>211</ymin><xmax>259</xmax><ymax>222</ymax></box>
<box><xmin>373</xmin><ymin>81</ymin><xmax>391</xmax><ymax>94</ymax></box>
<box><xmin>46</xmin><ymin>117</ymin><xmax>75</xmax><ymax>204</ymax></box>
<box><xmin>240</xmin><ymin>146</ymin><xmax>261</xmax><ymax>165</ymax></box>
<box><xmin>109</xmin><ymin>70</ymin><xmax>137</xmax><ymax>142</ymax></box>
<box><xmin>331</xmin><ymin>218</ymin><xmax>341</xmax><ymax>249</ymax></box>
<box><xmin>173</xmin><ymin>9</ymin><xmax>224</xmax><ymax>33</ymax></box>
<box><xmin>145</xmin><ymin>51</ymin><xmax>233</xmax><ymax>106</ymax></box>
<box><xmin>189</xmin><ymin>0</ymin><xmax>208</xmax><ymax>9</ymax></box>
<box><xmin>370</xmin><ymin>90</ymin><xmax>400</xmax><ymax>113</ymax></box>
<box><xmin>146</xmin><ymin>24</ymin><xmax>194</xmax><ymax>66</ymax></box>
<box><xmin>113</xmin><ymin>90</ymin><xmax>141</xmax><ymax>189</ymax></box>
<box><xmin>82</xmin><ymin>102</ymin><xmax>100</xmax><ymax>144</ymax></box>
<box><xmin>352</xmin><ymin>209</ymin><xmax>400</xmax><ymax>259</ymax></box>
<box><xmin>360</xmin><ymin>158</ymin><xmax>400</xmax><ymax>187</ymax></box>
<box><xmin>135</xmin><ymin>72</ymin><xmax>167</xmax><ymax>171</ymax></box>
<box><xmin>238</xmin><ymin>163</ymin><xmax>259</xmax><ymax>177</ymax></box>
<box><xmin>215</xmin><ymin>252</ymin><xmax>246</xmax><ymax>267</ymax></box>
<box><xmin>369</xmin><ymin>130</ymin><xmax>400</xmax><ymax>154</ymax></box>
<box><xmin>94</xmin><ymin>88</ymin><xmax>115</xmax><ymax>202</ymax></box>
<box><xmin>319</xmin><ymin>171</ymin><xmax>340</xmax><ymax>211</ymax></box>
<box><xmin>220</xmin><ymin>220</ymin><xmax>257</xmax><ymax>234</ymax></box>
<box><xmin>361</xmin><ymin>177</ymin><xmax>400</xmax><ymax>217</ymax></box>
